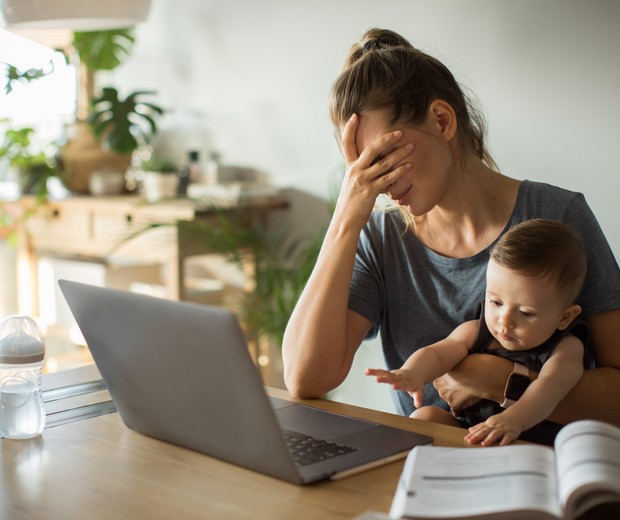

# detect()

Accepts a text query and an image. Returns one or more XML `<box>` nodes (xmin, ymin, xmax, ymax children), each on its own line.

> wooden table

<box><xmin>0</xmin><ymin>365</ymin><xmax>472</xmax><ymax>520</ymax></box>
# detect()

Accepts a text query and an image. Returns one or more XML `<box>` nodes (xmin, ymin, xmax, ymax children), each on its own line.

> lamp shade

<box><xmin>0</xmin><ymin>0</ymin><xmax>151</xmax><ymax>30</ymax></box>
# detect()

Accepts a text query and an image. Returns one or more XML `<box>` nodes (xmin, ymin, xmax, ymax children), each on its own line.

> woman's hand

<box><xmin>433</xmin><ymin>354</ymin><xmax>512</xmax><ymax>415</ymax></box>
<box><xmin>335</xmin><ymin>113</ymin><xmax>413</xmax><ymax>230</ymax></box>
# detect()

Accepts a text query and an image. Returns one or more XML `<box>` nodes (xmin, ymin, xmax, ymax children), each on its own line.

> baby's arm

<box><xmin>365</xmin><ymin>320</ymin><xmax>477</xmax><ymax>408</ymax></box>
<box><xmin>465</xmin><ymin>334</ymin><xmax>584</xmax><ymax>446</ymax></box>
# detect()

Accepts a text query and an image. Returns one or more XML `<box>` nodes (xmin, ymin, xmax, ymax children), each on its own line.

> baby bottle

<box><xmin>0</xmin><ymin>315</ymin><xmax>46</xmax><ymax>439</ymax></box>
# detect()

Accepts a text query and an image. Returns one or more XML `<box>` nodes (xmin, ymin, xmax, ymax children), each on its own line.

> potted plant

<box><xmin>140</xmin><ymin>156</ymin><xmax>179</xmax><ymax>201</ymax></box>
<box><xmin>0</xmin><ymin>121</ymin><xmax>63</xmax><ymax>243</ymax></box>
<box><xmin>59</xmin><ymin>29</ymin><xmax>164</xmax><ymax>193</ymax></box>
<box><xmin>2</xmin><ymin>28</ymin><xmax>164</xmax><ymax>193</ymax></box>
<box><xmin>175</xmin><ymin>208</ymin><xmax>325</xmax><ymax>387</ymax></box>
<box><xmin>88</xmin><ymin>87</ymin><xmax>163</xmax><ymax>155</ymax></box>
<box><xmin>0</xmin><ymin>121</ymin><xmax>62</xmax><ymax>200</ymax></box>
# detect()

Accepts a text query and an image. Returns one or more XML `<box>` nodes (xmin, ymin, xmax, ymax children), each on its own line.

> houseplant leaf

<box><xmin>0</xmin><ymin>122</ymin><xmax>62</xmax><ymax>201</ymax></box>
<box><xmin>72</xmin><ymin>29</ymin><xmax>135</xmax><ymax>71</ymax></box>
<box><xmin>89</xmin><ymin>87</ymin><xmax>164</xmax><ymax>154</ymax></box>
<box><xmin>2</xmin><ymin>62</ymin><xmax>55</xmax><ymax>94</ymax></box>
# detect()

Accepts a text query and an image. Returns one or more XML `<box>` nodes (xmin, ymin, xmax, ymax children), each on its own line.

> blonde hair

<box><xmin>329</xmin><ymin>28</ymin><xmax>498</xmax><ymax>229</ymax></box>
<box><xmin>329</xmin><ymin>28</ymin><xmax>496</xmax><ymax>170</ymax></box>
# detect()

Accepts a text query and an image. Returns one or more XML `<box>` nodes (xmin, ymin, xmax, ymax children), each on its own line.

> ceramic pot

<box><xmin>142</xmin><ymin>171</ymin><xmax>178</xmax><ymax>201</ymax></box>
<box><xmin>57</xmin><ymin>121</ymin><xmax>131</xmax><ymax>194</ymax></box>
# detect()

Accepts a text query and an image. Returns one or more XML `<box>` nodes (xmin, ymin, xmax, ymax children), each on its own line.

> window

<box><xmin>1</xmin><ymin>29</ymin><xmax>76</xmax><ymax>181</ymax></box>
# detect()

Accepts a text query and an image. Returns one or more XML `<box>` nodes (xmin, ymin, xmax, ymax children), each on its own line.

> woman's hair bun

<box><xmin>345</xmin><ymin>28</ymin><xmax>415</xmax><ymax>67</ymax></box>
<box><xmin>360</xmin><ymin>28</ymin><xmax>414</xmax><ymax>51</ymax></box>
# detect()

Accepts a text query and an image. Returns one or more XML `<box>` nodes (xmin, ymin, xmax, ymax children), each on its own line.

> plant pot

<box><xmin>142</xmin><ymin>171</ymin><xmax>178</xmax><ymax>201</ymax></box>
<box><xmin>57</xmin><ymin>121</ymin><xmax>132</xmax><ymax>194</ymax></box>
<box><xmin>88</xmin><ymin>169</ymin><xmax>126</xmax><ymax>196</ymax></box>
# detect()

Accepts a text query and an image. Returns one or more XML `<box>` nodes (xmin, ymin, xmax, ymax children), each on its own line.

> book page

<box><xmin>554</xmin><ymin>420</ymin><xmax>620</xmax><ymax>519</ymax></box>
<box><xmin>391</xmin><ymin>445</ymin><xmax>562</xmax><ymax>519</ymax></box>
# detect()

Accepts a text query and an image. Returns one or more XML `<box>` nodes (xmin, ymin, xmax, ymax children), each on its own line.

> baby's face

<box><xmin>484</xmin><ymin>260</ymin><xmax>572</xmax><ymax>351</ymax></box>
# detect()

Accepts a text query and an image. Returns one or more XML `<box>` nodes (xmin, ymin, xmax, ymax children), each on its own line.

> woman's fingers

<box><xmin>376</xmin><ymin>160</ymin><xmax>413</xmax><ymax>193</ymax></box>
<box><xmin>338</xmin><ymin>116</ymin><xmax>413</xmax><ymax>216</ymax></box>
<box><xmin>341</xmin><ymin>113</ymin><xmax>406</xmax><ymax>168</ymax></box>
<box><xmin>341</xmin><ymin>113</ymin><xmax>360</xmax><ymax>163</ymax></box>
<box><xmin>359</xmin><ymin>131</ymin><xmax>405</xmax><ymax>170</ymax></box>
<box><xmin>360</xmin><ymin>138</ymin><xmax>413</xmax><ymax>193</ymax></box>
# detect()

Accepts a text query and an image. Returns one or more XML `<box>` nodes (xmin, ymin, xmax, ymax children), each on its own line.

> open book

<box><xmin>390</xmin><ymin>420</ymin><xmax>620</xmax><ymax>520</ymax></box>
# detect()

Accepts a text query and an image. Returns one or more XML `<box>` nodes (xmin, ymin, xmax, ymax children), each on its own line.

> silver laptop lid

<box><xmin>59</xmin><ymin>279</ymin><xmax>302</xmax><ymax>483</ymax></box>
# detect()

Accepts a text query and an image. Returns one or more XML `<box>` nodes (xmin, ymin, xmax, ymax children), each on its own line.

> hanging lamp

<box><xmin>0</xmin><ymin>0</ymin><xmax>152</xmax><ymax>31</ymax></box>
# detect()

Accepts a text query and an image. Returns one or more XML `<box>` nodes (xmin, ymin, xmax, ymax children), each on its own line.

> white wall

<box><xmin>106</xmin><ymin>0</ymin><xmax>620</xmax><ymax>258</ymax></box>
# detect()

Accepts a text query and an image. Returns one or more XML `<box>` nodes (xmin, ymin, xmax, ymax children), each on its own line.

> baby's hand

<box><xmin>364</xmin><ymin>368</ymin><xmax>411</xmax><ymax>388</ymax></box>
<box><xmin>464</xmin><ymin>414</ymin><xmax>525</xmax><ymax>446</ymax></box>
<box><xmin>364</xmin><ymin>368</ymin><xmax>424</xmax><ymax>408</ymax></box>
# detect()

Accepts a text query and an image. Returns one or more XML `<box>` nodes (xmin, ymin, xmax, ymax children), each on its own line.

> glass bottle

<box><xmin>205</xmin><ymin>151</ymin><xmax>220</xmax><ymax>186</ymax></box>
<box><xmin>187</xmin><ymin>150</ymin><xmax>201</xmax><ymax>184</ymax></box>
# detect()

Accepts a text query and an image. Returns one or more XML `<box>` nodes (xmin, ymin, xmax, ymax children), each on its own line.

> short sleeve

<box><xmin>561</xmin><ymin>194</ymin><xmax>620</xmax><ymax>317</ymax></box>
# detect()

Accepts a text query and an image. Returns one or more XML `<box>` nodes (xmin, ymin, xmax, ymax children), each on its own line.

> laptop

<box><xmin>59</xmin><ymin>279</ymin><xmax>432</xmax><ymax>485</ymax></box>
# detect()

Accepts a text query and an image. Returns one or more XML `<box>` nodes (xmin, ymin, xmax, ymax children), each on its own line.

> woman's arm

<box><xmin>548</xmin><ymin>308</ymin><xmax>620</xmax><ymax>425</ymax></box>
<box><xmin>282</xmin><ymin>114</ymin><xmax>413</xmax><ymax>398</ymax></box>
<box><xmin>465</xmin><ymin>336</ymin><xmax>584</xmax><ymax>446</ymax></box>
<box><xmin>434</xmin><ymin>308</ymin><xmax>620</xmax><ymax>427</ymax></box>
<box><xmin>281</xmin><ymin>221</ymin><xmax>370</xmax><ymax>398</ymax></box>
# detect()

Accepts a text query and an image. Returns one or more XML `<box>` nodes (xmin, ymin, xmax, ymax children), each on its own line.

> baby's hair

<box><xmin>490</xmin><ymin>219</ymin><xmax>587</xmax><ymax>304</ymax></box>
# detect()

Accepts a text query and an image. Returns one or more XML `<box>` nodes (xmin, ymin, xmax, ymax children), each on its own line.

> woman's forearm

<box><xmin>437</xmin><ymin>353</ymin><xmax>620</xmax><ymax>427</ymax></box>
<box><xmin>559</xmin><ymin>309</ymin><xmax>620</xmax><ymax>426</ymax></box>
<box><xmin>433</xmin><ymin>354</ymin><xmax>513</xmax><ymax>412</ymax></box>
<box><xmin>282</xmin><ymin>216</ymin><xmax>367</xmax><ymax>398</ymax></box>
<box><xmin>547</xmin><ymin>367</ymin><xmax>620</xmax><ymax>426</ymax></box>
<box><xmin>283</xmin><ymin>114</ymin><xmax>415</xmax><ymax>398</ymax></box>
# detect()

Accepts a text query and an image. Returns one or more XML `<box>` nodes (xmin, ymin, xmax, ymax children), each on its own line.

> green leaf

<box><xmin>88</xmin><ymin>87</ymin><xmax>164</xmax><ymax>154</ymax></box>
<box><xmin>72</xmin><ymin>29</ymin><xmax>135</xmax><ymax>71</ymax></box>
<box><xmin>2</xmin><ymin>61</ymin><xmax>55</xmax><ymax>94</ymax></box>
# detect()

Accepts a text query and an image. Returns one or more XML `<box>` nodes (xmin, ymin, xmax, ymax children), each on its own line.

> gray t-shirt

<box><xmin>348</xmin><ymin>180</ymin><xmax>620</xmax><ymax>416</ymax></box>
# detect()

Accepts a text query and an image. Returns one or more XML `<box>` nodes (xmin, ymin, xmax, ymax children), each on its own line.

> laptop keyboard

<box><xmin>283</xmin><ymin>430</ymin><xmax>357</xmax><ymax>466</ymax></box>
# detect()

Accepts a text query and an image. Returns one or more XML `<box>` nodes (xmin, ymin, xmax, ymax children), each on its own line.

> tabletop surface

<box><xmin>1</xmin><ymin>365</ymin><xmax>472</xmax><ymax>520</ymax></box>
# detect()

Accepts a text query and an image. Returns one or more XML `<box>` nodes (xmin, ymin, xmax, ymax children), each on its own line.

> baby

<box><xmin>366</xmin><ymin>219</ymin><xmax>590</xmax><ymax>446</ymax></box>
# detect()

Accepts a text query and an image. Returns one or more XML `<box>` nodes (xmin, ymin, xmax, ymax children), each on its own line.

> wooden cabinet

<box><xmin>23</xmin><ymin>196</ymin><xmax>191</xmax><ymax>259</ymax></box>
<box><xmin>8</xmin><ymin>195</ymin><xmax>288</xmax><ymax>317</ymax></box>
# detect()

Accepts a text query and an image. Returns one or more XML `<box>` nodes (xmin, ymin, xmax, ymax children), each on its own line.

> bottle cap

<box><xmin>0</xmin><ymin>315</ymin><xmax>45</xmax><ymax>364</ymax></box>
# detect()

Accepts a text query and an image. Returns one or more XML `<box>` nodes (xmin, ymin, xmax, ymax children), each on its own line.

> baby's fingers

<box><xmin>465</xmin><ymin>426</ymin><xmax>483</xmax><ymax>443</ymax></box>
<box><xmin>364</xmin><ymin>368</ymin><xmax>406</xmax><ymax>388</ymax></box>
<box><xmin>466</xmin><ymin>424</ymin><xmax>512</xmax><ymax>447</ymax></box>
<box><xmin>465</xmin><ymin>424</ymin><xmax>492</xmax><ymax>444</ymax></box>
<box><xmin>364</xmin><ymin>368</ymin><xmax>390</xmax><ymax>377</ymax></box>
<box><xmin>412</xmin><ymin>389</ymin><xmax>425</xmax><ymax>409</ymax></box>
<box><xmin>365</xmin><ymin>368</ymin><xmax>392</xmax><ymax>382</ymax></box>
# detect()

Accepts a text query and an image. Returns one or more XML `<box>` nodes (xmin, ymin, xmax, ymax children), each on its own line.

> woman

<box><xmin>282</xmin><ymin>28</ymin><xmax>620</xmax><ymax>430</ymax></box>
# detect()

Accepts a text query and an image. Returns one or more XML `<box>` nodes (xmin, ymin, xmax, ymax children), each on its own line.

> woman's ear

<box><xmin>557</xmin><ymin>304</ymin><xmax>582</xmax><ymax>330</ymax></box>
<box><xmin>428</xmin><ymin>99</ymin><xmax>457</xmax><ymax>142</ymax></box>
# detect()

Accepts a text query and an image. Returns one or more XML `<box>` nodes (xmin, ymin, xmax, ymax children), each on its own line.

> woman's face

<box><xmin>352</xmin><ymin>107</ymin><xmax>454</xmax><ymax>216</ymax></box>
